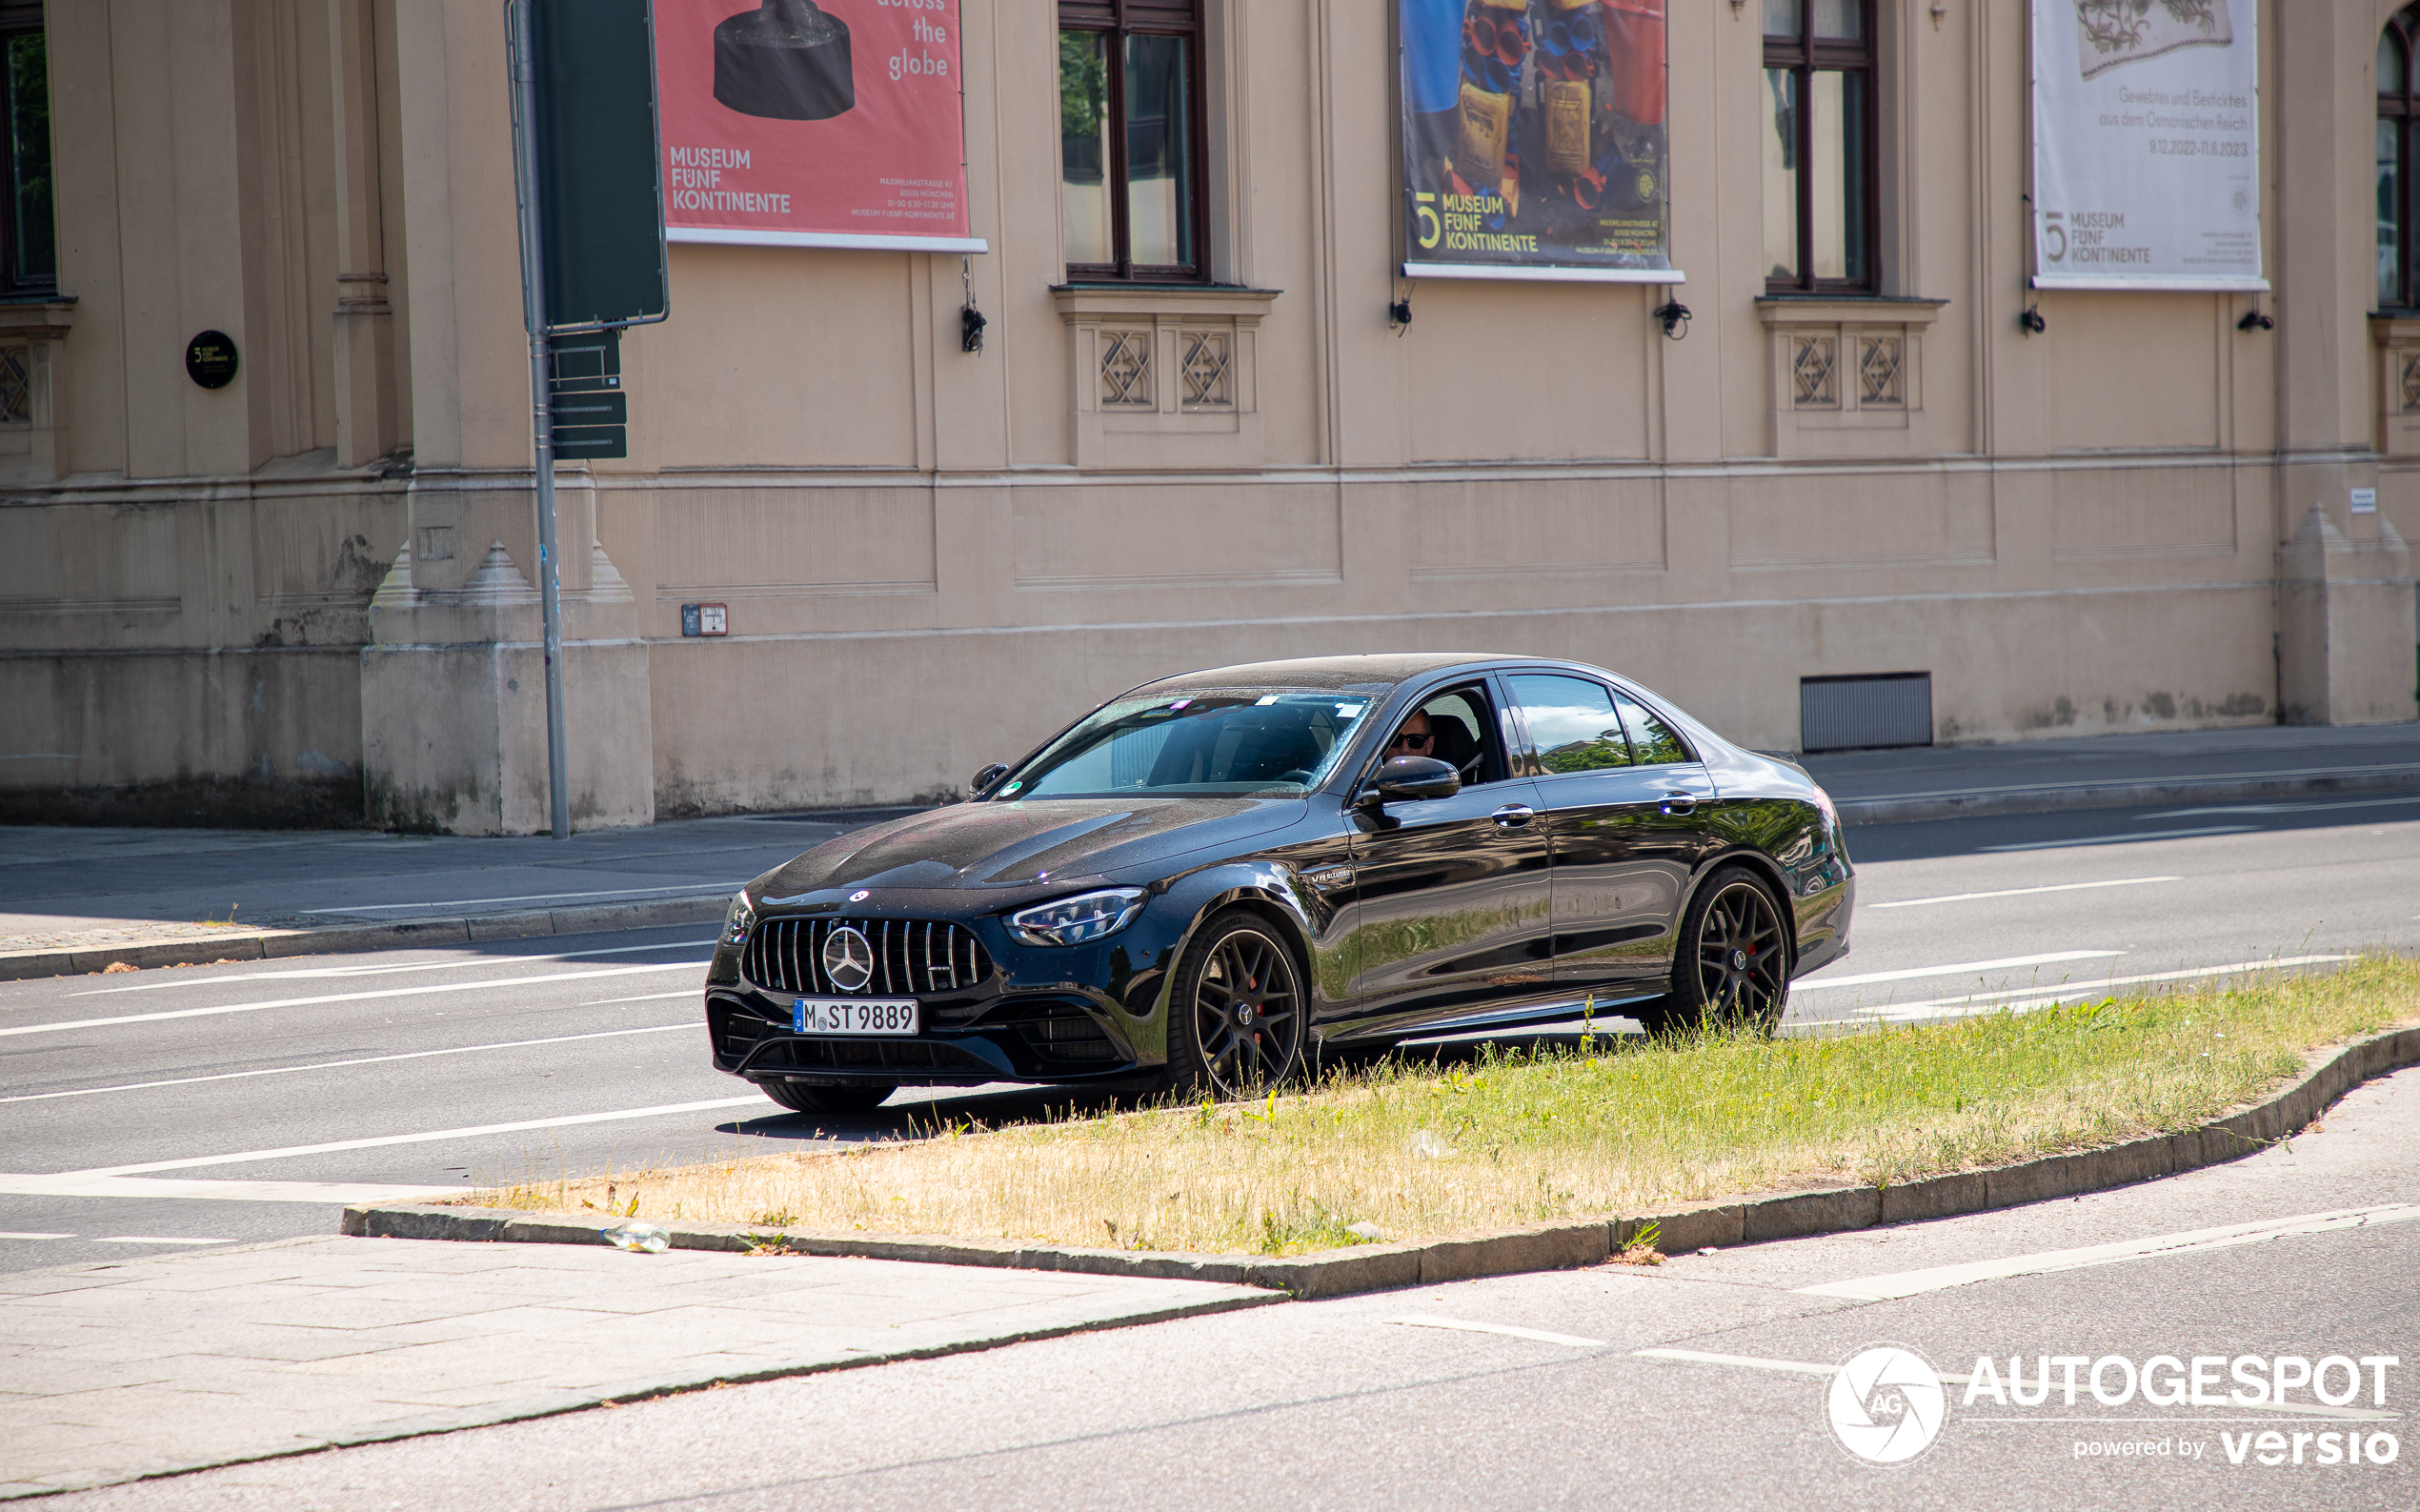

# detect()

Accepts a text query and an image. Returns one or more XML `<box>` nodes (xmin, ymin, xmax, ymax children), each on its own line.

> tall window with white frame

<box><xmin>1762</xmin><ymin>0</ymin><xmax>1875</xmax><ymax>294</ymax></box>
<box><xmin>1059</xmin><ymin>0</ymin><xmax>1206</xmax><ymax>283</ymax></box>
<box><xmin>2381</xmin><ymin>5</ymin><xmax>2420</xmax><ymax>310</ymax></box>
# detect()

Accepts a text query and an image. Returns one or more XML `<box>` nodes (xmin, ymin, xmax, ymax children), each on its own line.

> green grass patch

<box><xmin>473</xmin><ymin>957</ymin><xmax>2418</xmax><ymax>1257</ymax></box>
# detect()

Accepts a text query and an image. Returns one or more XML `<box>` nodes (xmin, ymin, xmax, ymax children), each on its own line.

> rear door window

<box><xmin>1506</xmin><ymin>674</ymin><xmax>1635</xmax><ymax>776</ymax></box>
<box><xmin>1612</xmin><ymin>690</ymin><xmax>1692</xmax><ymax>766</ymax></box>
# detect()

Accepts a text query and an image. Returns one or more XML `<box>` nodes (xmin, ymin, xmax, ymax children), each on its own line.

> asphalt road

<box><xmin>44</xmin><ymin>1034</ymin><xmax>2420</xmax><ymax>1509</ymax></box>
<box><xmin>2</xmin><ymin>796</ymin><xmax>2415</xmax><ymax>1277</ymax></box>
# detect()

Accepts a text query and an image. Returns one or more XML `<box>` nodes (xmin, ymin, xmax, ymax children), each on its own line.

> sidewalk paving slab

<box><xmin>0</xmin><ymin>1233</ymin><xmax>1281</xmax><ymax>1500</ymax></box>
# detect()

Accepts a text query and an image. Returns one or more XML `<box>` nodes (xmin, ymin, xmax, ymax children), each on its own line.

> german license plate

<box><xmin>791</xmin><ymin>998</ymin><xmax>918</xmax><ymax>1036</ymax></box>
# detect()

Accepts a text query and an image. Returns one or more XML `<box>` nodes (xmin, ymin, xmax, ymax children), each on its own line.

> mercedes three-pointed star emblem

<box><xmin>822</xmin><ymin>925</ymin><xmax>875</xmax><ymax>993</ymax></box>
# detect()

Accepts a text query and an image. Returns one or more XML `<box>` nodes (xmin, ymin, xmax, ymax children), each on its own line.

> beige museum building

<box><xmin>3</xmin><ymin>0</ymin><xmax>2417</xmax><ymax>833</ymax></box>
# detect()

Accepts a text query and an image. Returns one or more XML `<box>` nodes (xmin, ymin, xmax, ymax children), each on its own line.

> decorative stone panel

<box><xmin>2370</xmin><ymin>316</ymin><xmax>2420</xmax><ymax>457</ymax></box>
<box><xmin>1053</xmin><ymin>286</ymin><xmax>1279</xmax><ymax>467</ymax></box>
<box><xmin>1757</xmin><ymin>298</ymin><xmax>1945</xmax><ymax>454</ymax></box>
<box><xmin>0</xmin><ymin>301</ymin><xmax>73</xmax><ymax>483</ymax></box>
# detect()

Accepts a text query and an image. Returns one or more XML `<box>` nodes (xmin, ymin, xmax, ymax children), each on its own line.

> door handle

<box><xmin>1490</xmin><ymin>804</ymin><xmax>1536</xmax><ymax>829</ymax></box>
<box><xmin>1659</xmin><ymin>791</ymin><xmax>1699</xmax><ymax>816</ymax></box>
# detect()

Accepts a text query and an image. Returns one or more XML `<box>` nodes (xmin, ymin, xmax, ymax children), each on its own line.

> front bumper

<box><xmin>705</xmin><ymin>902</ymin><xmax>1190</xmax><ymax>1089</ymax></box>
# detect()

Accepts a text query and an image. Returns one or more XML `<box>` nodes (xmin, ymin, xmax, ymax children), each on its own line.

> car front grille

<box><xmin>741</xmin><ymin>917</ymin><xmax>994</xmax><ymax>998</ymax></box>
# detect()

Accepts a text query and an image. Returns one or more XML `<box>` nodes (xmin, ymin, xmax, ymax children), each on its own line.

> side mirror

<box><xmin>1358</xmin><ymin>755</ymin><xmax>1461</xmax><ymax>809</ymax></box>
<box><xmin>968</xmin><ymin>762</ymin><xmax>1011</xmax><ymax>799</ymax></box>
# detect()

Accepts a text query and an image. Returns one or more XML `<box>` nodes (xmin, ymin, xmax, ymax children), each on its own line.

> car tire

<box><xmin>1165</xmin><ymin>908</ymin><xmax>1309</xmax><ymax>1099</ymax></box>
<box><xmin>761</xmin><ymin>1079</ymin><xmax>897</xmax><ymax>1116</ymax></box>
<box><xmin>1637</xmin><ymin>865</ymin><xmax>1791</xmax><ymax>1038</ymax></box>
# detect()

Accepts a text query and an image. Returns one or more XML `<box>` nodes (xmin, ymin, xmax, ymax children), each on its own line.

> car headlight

<box><xmin>1009</xmin><ymin>887</ymin><xmax>1147</xmax><ymax>947</ymax></box>
<box><xmin>721</xmin><ymin>889</ymin><xmax>756</xmax><ymax>948</ymax></box>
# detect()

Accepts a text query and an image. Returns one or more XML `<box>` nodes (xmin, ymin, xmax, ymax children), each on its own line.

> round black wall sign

<box><xmin>185</xmin><ymin>332</ymin><xmax>239</xmax><ymax>390</ymax></box>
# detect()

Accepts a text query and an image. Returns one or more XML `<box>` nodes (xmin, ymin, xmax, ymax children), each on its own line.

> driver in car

<box><xmin>1387</xmin><ymin>710</ymin><xmax>1433</xmax><ymax>761</ymax></box>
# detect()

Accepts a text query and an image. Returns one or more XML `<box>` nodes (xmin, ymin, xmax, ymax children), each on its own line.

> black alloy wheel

<box><xmin>1644</xmin><ymin>866</ymin><xmax>1791</xmax><ymax>1037</ymax></box>
<box><xmin>763</xmin><ymin>1079</ymin><xmax>897</xmax><ymax>1116</ymax></box>
<box><xmin>1168</xmin><ymin>910</ymin><xmax>1307</xmax><ymax>1098</ymax></box>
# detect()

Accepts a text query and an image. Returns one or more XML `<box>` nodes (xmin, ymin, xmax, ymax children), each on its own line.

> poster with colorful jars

<box><xmin>1401</xmin><ymin>0</ymin><xmax>1671</xmax><ymax>278</ymax></box>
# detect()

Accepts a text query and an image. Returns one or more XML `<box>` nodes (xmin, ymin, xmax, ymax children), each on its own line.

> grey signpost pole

<box><xmin>509</xmin><ymin>0</ymin><xmax>572</xmax><ymax>841</ymax></box>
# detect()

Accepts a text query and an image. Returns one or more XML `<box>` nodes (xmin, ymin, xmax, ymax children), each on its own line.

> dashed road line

<box><xmin>1796</xmin><ymin>951</ymin><xmax>2123</xmax><ymax>993</ymax></box>
<box><xmin>1847</xmin><ymin>955</ymin><xmax>2356</xmax><ymax>1021</ymax></box>
<box><xmin>1868</xmin><ymin>877</ymin><xmax>2177</xmax><ymax>910</ymax></box>
<box><xmin>0</xmin><ymin>1020</ymin><xmax>700</xmax><ymax>1105</ymax></box>
<box><xmin>1792</xmin><ymin>1204</ymin><xmax>2420</xmax><ymax>1300</ymax></box>
<box><xmin>2</xmin><ymin>960</ymin><xmax>711</xmax><ymax>1039</ymax></box>
<box><xmin>1977</xmin><ymin>825</ymin><xmax>2257</xmax><ymax>852</ymax></box>
<box><xmin>1383</xmin><ymin>1315</ymin><xmax>1605</xmax><ymax>1348</ymax></box>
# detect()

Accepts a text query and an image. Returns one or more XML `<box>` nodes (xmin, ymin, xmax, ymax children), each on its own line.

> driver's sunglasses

<box><xmin>1391</xmin><ymin>732</ymin><xmax>1434</xmax><ymax>750</ymax></box>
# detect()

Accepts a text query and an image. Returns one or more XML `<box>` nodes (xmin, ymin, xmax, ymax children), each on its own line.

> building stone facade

<box><xmin>3</xmin><ymin>0</ymin><xmax>2414</xmax><ymax>832</ymax></box>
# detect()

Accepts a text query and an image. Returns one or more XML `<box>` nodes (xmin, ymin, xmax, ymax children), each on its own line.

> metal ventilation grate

<box><xmin>1801</xmin><ymin>673</ymin><xmax>1933</xmax><ymax>753</ymax></box>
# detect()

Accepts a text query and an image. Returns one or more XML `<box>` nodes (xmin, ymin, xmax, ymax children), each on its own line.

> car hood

<box><xmin>753</xmin><ymin>797</ymin><xmax>1308</xmax><ymax>899</ymax></box>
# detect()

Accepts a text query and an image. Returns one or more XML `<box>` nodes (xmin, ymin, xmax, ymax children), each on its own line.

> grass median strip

<box><xmin>463</xmin><ymin>957</ymin><xmax>2419</xmax><ymax>1258</ymax></box>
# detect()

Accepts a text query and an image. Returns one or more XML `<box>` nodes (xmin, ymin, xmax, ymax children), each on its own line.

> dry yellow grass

<box><xmin>467</xmin><ymin>957</ymin><xmax>2419</xmax><ymax>1256</ymax></box>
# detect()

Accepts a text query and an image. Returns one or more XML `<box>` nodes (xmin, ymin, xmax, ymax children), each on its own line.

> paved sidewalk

<box><xmin>2</xmin><ymin>722</ymin><xmax>2414</xmax><ymax>978</ymax></box>
<box><xmin>0</xmin><ymin>1234</ymin><xmax>1278</xmax><ymax>1499</ymax></box>
<box><xmin>0</xmin><ymin>811</ymin><xmax>903</xmax><ymax>978</ymax></box>
<box><xmin>1806</xmin><ymin>720</ymin><xmax>2420</xmax><ymax>821</ymax></box>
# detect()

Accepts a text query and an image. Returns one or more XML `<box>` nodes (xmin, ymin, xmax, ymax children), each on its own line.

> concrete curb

<box><xmin>346</xmin><ymin>1021</ymin><xmax>2420</xmax><ymax>1300</ymax></box>
<box><xmin>1834</xmin><ymin>763</ymin><xmax>2420</xmax><ymax>825</ymax></box>
<box><xmin>0</xmin><ymin>896</ymin><xmax>728</xmax><ymax>982</ymax></box>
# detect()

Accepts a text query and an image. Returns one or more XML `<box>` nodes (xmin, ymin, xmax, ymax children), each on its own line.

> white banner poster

<box><xmin>2031</xmin><ymin>0</ymin><xmax>2264</xmax><ymax>291</ymax></box>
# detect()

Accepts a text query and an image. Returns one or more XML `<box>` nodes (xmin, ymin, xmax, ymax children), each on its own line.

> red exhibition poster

<box><xmin>655</xmin><ymin>0</ymin><xmax>982</xmax><ymax>252</ymax></box>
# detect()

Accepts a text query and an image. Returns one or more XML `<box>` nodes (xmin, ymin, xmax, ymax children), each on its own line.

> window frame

<box><xmin>1762</xmin><ymin>0</ymin><xmax>1879</xmax><ymax>296</ymax></box>
<box><xmin>0</xmin><ymin>0</ymin><xmax>50</xmax><ymax>298</ymax></box>
<box><xmin>2382</xmin><ymin>8</ymin><xmax>2420</xmax><ymax>312</ymax></box>
<box><xmin>1058</xmin><ymin>0</ymin><xmax>1210</xmax><ymax>285</ymax></box>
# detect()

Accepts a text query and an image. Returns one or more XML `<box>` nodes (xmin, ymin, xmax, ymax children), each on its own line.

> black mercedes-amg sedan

<box><xmin>705</xmin><ymin>654</ymin><xmax>1854</xmax><ymax>1114</ymax></box>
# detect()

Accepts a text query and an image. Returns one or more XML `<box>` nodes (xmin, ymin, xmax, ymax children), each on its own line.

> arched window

<box><xmin>2382</xmin><ymin>7</ymin><xmax>2420</xmax><ymax>308</ymax></box>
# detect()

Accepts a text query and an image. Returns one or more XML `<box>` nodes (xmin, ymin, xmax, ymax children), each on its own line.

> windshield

<box><xmin>1000</xmin><ymin>690</ymin><xmax>1376</xmax><ymax>798</ymax></box>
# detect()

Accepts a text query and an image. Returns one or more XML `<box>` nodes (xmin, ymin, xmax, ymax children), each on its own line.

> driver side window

<box><xmin>1393</xmin><ymin>684</ymin><xmax>1510</xmax><ymax>787</ymax></box>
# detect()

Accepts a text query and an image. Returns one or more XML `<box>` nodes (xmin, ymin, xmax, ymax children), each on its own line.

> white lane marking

<box><xmin>1383</xmin><ymin>1314</ymin><xmax>1605</xmax><ymax>1348</ymax></box>
<box><xmin>92</xmin><ymin>1236</ymin><xmax>237</xmax><ymax>1245</ymax></box>
<box><xmin>74</xmin><ymin>938</ymin><xmax>718</xmax><ymax>996</ymax></box>
<box><xmin>0</xmin><ymin>1021</ymin><xmax>702</xmax><ymax>1105</ymax></box>
<box><xmin>1977</xmin><ymin>825</ymin><xmax>2258</xmax><ymax>853</ymax></box>
<box><xmin>0</xmin><ymin>1230</ymin><xmax>74</xmax><ymax>1240</ymax></box>
<box><xmin>583</xmin><ymin>990</ymin><xmax>708</xmax><ymax>1006</ymax></box>
<box><xmin>1795</xmin><ymin>951</ymin><xmax>2123</xmax><ymax>993</ymax></box>
<box><xmin>1794</xmin><ymin>1204</ymin><xmax>2420</xmax><ymax>1300</ymax></box>
<box><xmin>50</xmin><ymin>1096</ymin><xmax>771</xmax><ymax>1178</ymax></box>
<box><xmin>1635</xmin><ymin>1347</ymin><xmax>1835</xmax><ymax>1379</ymax></box>
<box><xmin>1633</xmin><ymin>1348</ymin><xmax>2395</xmax><ymax>1420</ymax></box>
<box><xmin>1868</xmin><ymin>877</ymin><xmax>2178</xmax><ymax>910</ymax></box>
<box><xmin>0</xmin><ymin>960</ymin><xmax>711</xmax><ymax>1039</ymax></box>
<box><xmin>1846</xmin><ymin>955</ymin><xmax>2357</xmax><ymax>1020</ymax></box>
<box><xmin>0</xmin><ymin>1176</ymin><xmax>456</xmax><ymax>1203</ymax></box>
<box><xmin>2143</xmin><ymin>796</ymin><xmax>2420</xmax><ymax>819</ymax></box>
<box><xmin>299</xmin><ymin>883</ymin><xmax>736</xmax><ymax>917</ymax></box>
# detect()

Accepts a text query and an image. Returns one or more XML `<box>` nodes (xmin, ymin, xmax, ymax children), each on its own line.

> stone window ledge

<box><xmin>0</xmin><ymin>298</ymin><xmax>76</xmax><ymax>341</ymax></box>
<box><xmin>1755</xmin><ymin>295</ymin><xmax>1946</xmax><ymax>328</ymax></box>
<box><xmin>1052</xmin><ymin>285</ymin><xmax>1281</xmax><ymax>324</ymax></box>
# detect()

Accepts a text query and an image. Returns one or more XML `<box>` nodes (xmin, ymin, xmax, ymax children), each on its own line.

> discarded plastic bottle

<box><xmin>600</xmin><ymin>1220</ymin><xmax>670</xmax><ymax>1254</ymax></box>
